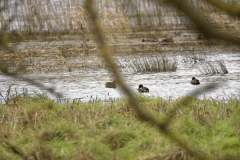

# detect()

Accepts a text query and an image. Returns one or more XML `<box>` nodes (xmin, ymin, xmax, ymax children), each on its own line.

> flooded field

<box><xmin>0</xmin><ymin>40</ymin><xmax>240</xmax><ymax>103</ymax></box>
<box><xmin>1</xmin><ymin>0</ymin><xmax>240</xmax><ymax>104</ymax></box>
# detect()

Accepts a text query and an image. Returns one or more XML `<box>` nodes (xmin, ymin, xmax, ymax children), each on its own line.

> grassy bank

<box><xmin>0</xmin><ymin>94</ymin><xmax>240</xmax><ymax>160</ymax></box>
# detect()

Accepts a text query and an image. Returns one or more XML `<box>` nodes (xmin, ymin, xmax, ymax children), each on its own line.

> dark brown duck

<box><xmin>105</xmin><ymin>81</ymin><xmax>117</xmax><ymax>88</ymax></box>
<box><xmin>162</xmin><ymin>37</ymin><xmax>174</xmax><ymax>44</ymax></box>
<box><xmin>191</xmin><ymin>77</ymin><xmax>200</xmax><ymax>85</ymax></box>
<box><xmin>138</xmin><ymin>84</ymin><xmax>149</xmax><ymax>92</ymax></box>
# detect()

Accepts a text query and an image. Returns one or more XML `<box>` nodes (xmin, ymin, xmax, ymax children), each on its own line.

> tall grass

<box><xmin>1</xmin><ymin>0</ymin><xmax>240</xmax><ymax>40</ymax></box>
<box><xmin>1</xmin><ymin>1</ymin><xmax>240</xmax><ymax>159</ymax></box>
<box><xmin>197</xmin><ymin>60</ymin><xmax>228</xmax><ymax>75</ymax></box>
<box><xmin>0</xmin><ymin>0</ymin><xmax>133</xmax><ymax>41</ymax></box>
<box><xmin>123</xmin><ymin>54</ymin><xmax>177</xmax><ymax>73</ymax></box>
<box><xmin>0</xmin><ymin>94</ymin><xmax>240</xmax><ymax>159</ymax></box>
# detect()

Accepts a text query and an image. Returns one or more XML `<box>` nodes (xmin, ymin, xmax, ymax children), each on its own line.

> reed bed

<box><xmin>123</xmin><ymin>54</ymin><xmax>177</xmax><ymax>73</ymax></box>
<box><xmin>1</xmin><ymin>0</ymin><xmax>133</xmax><ymax>42</ymax></box>
<box><xmin>197</xmin><ymin>60</ymin><xmax>228</xmax><ymax>75</ymax></box>
<box><xmin>1</xmin><ymin>0</ymin><xmax>240</xmax><ymax>43</ymax></box>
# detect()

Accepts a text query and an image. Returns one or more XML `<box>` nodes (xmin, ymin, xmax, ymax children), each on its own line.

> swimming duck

<box><xmin>162</xmin><ymin>37</ymin><xmax>174</xmax><ymax>44</ymax></box>
<box><xmin>191</xmin><ymin>77</ymin><xmax>200</xmax><ymax>85</ymax></box>
<box><xmin>138</xmin><ymin>84</ymin><xmax>149</xmax><ymax>92</ymax></box>
<box><xmin>197</xmin><ymin>35</ymin><xmax>204</xmax><ymax>41</ymax></box>
<box><xmin>105</xmin><ymin>81</ymin><xmax>117</xmax><ymax>88</ymax></box>
<box><xmin>142</xmin><ymin>38</ymin><xmax>158</xmax><ymax>42</ymax></box>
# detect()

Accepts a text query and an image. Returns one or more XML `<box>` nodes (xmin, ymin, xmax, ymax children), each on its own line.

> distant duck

<box><xmin>138</xmin><ymin>84</ymin><xmax>149</xmax><ymax>92</ymax></box>
<box><xmin>192</xmin><ymin>57</ymin><xmax>198</xmax><ymax>63</ymax></box>
<box><xmin>197</xmin><ymin>35</ymin><xmax>204</xmax><ymax>41</ymax></box>
<box><xmin>174</xmin><ymin>31</ymin><xmax>182</xmax><ymax>36</ymax></box>
<box><xmin>162</xmin><ymin>37</ymin><xmax>174</xmax><ymax>44</ymax></box>
<box><xmin>142</xmin><ymin>38</ymin><xmax>158</xmax><ymax>42</ymax></box>
<box><xmin>105</xmin><ymin>81</ymin><xmax>117</xmax><ymax>88</ymax></box>
<box><xmin>191</xmin><ymin>77</ymin><xmax>200</xmax><ymax>85</ymax></box>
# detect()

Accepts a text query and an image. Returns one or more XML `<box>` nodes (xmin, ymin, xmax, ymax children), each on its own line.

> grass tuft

<box><xmin>123</xmin><ymin>55</ymin><xmax>177</xmax><ymax>73</ymax></box>
<box><xmin>0</xmin><ymin>92</ymin><xmax>240</xmax><ymax>159</ymax></box>
<box><xmin>103</xmin><ymin>131</ymin><xmax>136</xmax><ymax>150</ymax></box>
<box><xmin>197</xmin><ymin>60</ymin><xmax>228</xmax><ymax>75</ymax></box>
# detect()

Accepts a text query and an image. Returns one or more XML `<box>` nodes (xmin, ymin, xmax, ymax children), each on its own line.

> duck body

<box><xmin>105</xmin><ymin>81</ymin><xmax>117</xmax><ymax>88</ymax></box>
<box><xmin>162</xmin><ymin>37</ymin><xmax>174</xmax><ymax>44</ymax></box>
<box><xmin>191</xmin><ymin>77</ymin><xmax>200</xmax><ymax>85</ymax></box>
<box><xmin>138</xmin><ymin>84</ymin><xmax>149</xmax><ymax>92</ymax></box>
<box><xmin>142</xmin><ymin>38</ymin><xmax>158</xmax><ymax>42</ymax></box>
<box><xmin>197</xmin><ymin>35</ymin><xmax>204</xmax><ymax>41</ymax></box>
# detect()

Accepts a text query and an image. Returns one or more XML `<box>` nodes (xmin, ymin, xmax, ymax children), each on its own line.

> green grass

<box><xmin>0</xmin><ymin>94</ymin><xmax>240</xmax><ymax>159</ymax></box>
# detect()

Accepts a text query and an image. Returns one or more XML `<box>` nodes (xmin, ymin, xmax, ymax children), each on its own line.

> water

<box><xmin>1</xmin><ymin>0</ymin><xmax>239</xmax><ymax>103</ymax></box>
<box><xmin>0</xmin><ymin>52</ymin><xmax>240</xmax><ymax>103</ymax></box>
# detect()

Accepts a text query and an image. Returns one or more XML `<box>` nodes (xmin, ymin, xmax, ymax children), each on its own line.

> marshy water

<box><xmin>1</xmin><ymin>0</ymin><xmax>240</xmax><ymax>103</ymax></box>
<box><xmin>1</xmin><ymin>41</ymin><xmax>240</xmax><ymax>103</ymax></box>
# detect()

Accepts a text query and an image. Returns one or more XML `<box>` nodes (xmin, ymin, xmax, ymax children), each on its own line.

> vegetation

<box><xmin>123</xmin><ymin>54</ymin><xmax>177</xmax><ymax>73</ymax></box>
<box><xmin>0</xmin><ymin>0</ymin><xmax>240</xmax><ymax>160</ymax></box>
<box><xmin>0</xmin><ymin>94</ymin><xmax>240</xmax><ymax>160</ymax></box>
<box><xmin>0</xmin><ymin>0</ymin><xmax>235</xmax><ymax>75</ymax></box>
<box><xmin>197</xmin><ymin>60</ymin><xmax>228</xmax><ymax>75</ymax></box>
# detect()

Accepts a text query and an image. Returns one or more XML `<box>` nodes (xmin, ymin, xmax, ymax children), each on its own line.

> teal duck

<box><xmin>105</xmin><ymin>81</ymin><xmax>117</xmax><ymax>88</ymax></box>
<box><xmin>138</xmin><ymin>84</ymin><xmax>149</xmax><ymax>92</ymax></box>
<box><xmin>191</xmin><ymin>77</ymin><xmax>200</xmax><ymax>85</ymax></box>
<box><xmin>197</xmin><ymin>35</ymin><xmax>204</xmax><ymax>41</ymax></box>
<box><xmin>142</xmin><ymin>38</ymin><xmax>158</xmax><ymax>42</ymax></box>
<box><xmin>162</xmin><ymin>37</ymin><xmax>174</xmax><ymax>44</ymax></box>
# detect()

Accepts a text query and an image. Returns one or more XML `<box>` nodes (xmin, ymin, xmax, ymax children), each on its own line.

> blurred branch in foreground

<box><xmin>169</xmin><ymin>0</ymin><xmax>240</xmax><ymax>43</ymax></box>
<box><xmin>205</xmin><ymin>0</ymin><xmax>240</xmax><ymax>17</ymax></box>
<box><xmin>84</xmin><ymin>0</ymin><xmax>223</xmax><ymax>159</ymax></box>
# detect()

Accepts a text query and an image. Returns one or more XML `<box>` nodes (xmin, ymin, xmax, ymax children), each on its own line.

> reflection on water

<box><xmin>0</xmin><ymin>52</ymin><xmax>240</xmax><ymax>103</ymax></box>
